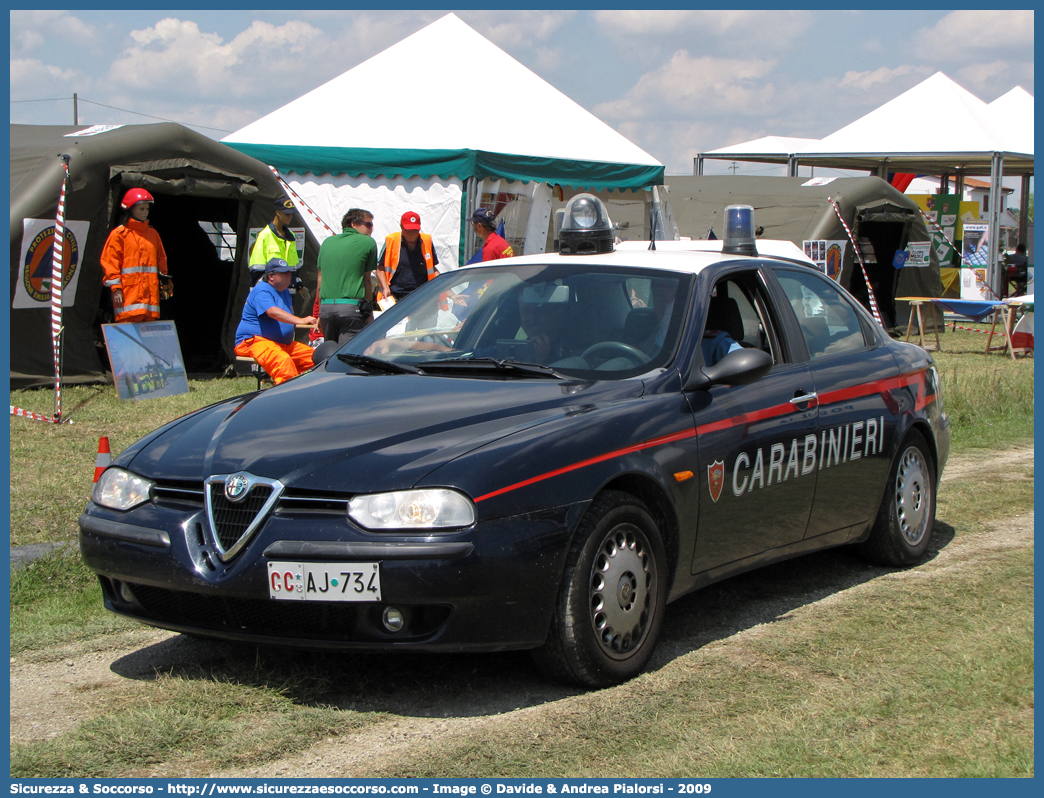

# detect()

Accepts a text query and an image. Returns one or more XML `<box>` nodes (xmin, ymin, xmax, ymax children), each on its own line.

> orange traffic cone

<box><xmin>94</xmin><ymin>436</ymin><xmax>111</xmax><ymax>483</ymax></box>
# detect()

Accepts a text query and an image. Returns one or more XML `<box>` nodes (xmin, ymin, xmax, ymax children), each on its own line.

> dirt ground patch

<box><xmin>10</xmin><ymin>447</ymin><xmax>1034</xmax><ymax>776</ymax></box>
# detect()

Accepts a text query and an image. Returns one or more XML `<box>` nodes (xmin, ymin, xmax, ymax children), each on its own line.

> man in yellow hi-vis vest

<box><xmin>249</xmin><ymin>197</ymin><xmax>299</xmax><ymax>275</ymax></box>
<box><xmin>377</xmin><ymin>211</ymin><xmax>440</xmax><ymax>302</ymax></box>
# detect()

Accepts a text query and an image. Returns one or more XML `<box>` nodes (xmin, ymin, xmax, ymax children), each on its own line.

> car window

<box><xmin>702</xmin><ymin>273</ymin><xmax>781</xmax><ymax>366</ymax></box>
<box><xmin>344</xmin><ymin>264</ymin><xmax>694</xmax><ymax>379</ymax></box>
<box><xmin>775</xmin><ymin>270</ymin><xmax>867</xmax><ymax>359</ymax></box>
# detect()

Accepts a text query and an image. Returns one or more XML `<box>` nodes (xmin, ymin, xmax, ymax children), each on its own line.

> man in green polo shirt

<box><xmin>316</xmin><ymin>208</ymin><xmax>377</xmax><ymax>344</ymax></box>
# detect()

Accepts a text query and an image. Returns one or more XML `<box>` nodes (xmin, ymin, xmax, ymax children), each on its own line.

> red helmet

<box><xmin>120</xmin><ymin>188</ymin><xmax>155</xmax><ymax>209</ymax></box>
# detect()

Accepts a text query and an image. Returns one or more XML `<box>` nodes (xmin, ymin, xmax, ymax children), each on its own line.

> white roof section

<box><xmin>988</xmin><ymin>86</ymin><xmax>1034</xmax><ymax>155</ymax></box>
<box><xmin>473</xmin><ymin>240</ymin><xmax>818</xmax><ymax>274</ymax></box>
<box><xmin>224</xmin><ymin>14</ymin><xmax>660</xmax><ymax>168</ymax></box>
<box><xmin>812</xmin><ymin>72</ymin><xmax>1018</xmax><ymax>156</ymax></box>
<box><xmin>617</xmin><ymin>238</ymin><xmax>816</xmax><ymax>266</ymax></box>
<box><xmin>705</xmin><ymin>135</ymin><xmax>820</xmax><ymax>156</ymax></box>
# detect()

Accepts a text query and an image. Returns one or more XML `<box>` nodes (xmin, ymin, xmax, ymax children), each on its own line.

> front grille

<box><xmin>208</xmin><ymin>483</ymin><xmax>273</xmax><ymax>551</ymax></box>
<box><xmin>153</xmin><ymin>480</ymin><xmax>205</xmax><ymax>508</ymax></box>
<box><xmin>124</xmin><ymin>582</ymin><xmax>451</xmax><ymax>641</ymax></box>
<box><xmin>276</xmin><ymin>489</ymin><xmax>350</xmax><ymax>516</ymax></box>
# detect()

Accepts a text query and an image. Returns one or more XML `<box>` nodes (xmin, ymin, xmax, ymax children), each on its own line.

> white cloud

<box><xmin>957</xmin><ymin>61</ymin><xmax>1013</xmax><ymax>97</ymax></box>
<box><xmin>108</xmin><ymin>18</ymin><xmax>325</xmax><ymax>99</ymax></box>
<box><xmin>594</xmin><ymin>10</ymin><xmax>813</xmax><ymax>45</ymax></box>
<box><xmin>10</xmin><ymin>11</ymin><xmax>99</xmax><ymax>54</ymax></box>
<box><xmin>10</xmin><ymin>58</ymin><xmax>80</xmax><ymax>94</ymax></box>
<box><xmin>465</xmin><ymin>10</ymin><xmax>576</xmax><ymax>48</ymax></box>
<box><xmin>917</xmin><ymin>10</ymin><xmax>1033</xmax><ymax>58</ymax></box>
<box><xmin>595</xmin><ymin>52</ymin><xmax>778</xmax><ymax>122</ymax></box>
<box><xmin>839</xmin><ymin>65</ymin><xmax>919</xmax><ymax>91</ymax></box>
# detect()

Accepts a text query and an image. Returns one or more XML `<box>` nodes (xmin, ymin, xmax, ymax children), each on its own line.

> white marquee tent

<box><xmin>695</xmin><ymin>73</ymin><xmax>1033</xmax><ymax>293</ymax></box>
<box><xmin>224</xmin><ymin>13</ymin><xmax>664</xmax><ymax>269</ymax></box>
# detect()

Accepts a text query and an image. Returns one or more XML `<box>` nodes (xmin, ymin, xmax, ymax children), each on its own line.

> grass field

<box><xmin>8</xmin><ymin>328</ymin><xmax>1034</xmax><ymax>777</ymax></box>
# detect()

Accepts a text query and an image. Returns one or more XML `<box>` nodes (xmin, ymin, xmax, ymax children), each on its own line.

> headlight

<box><xmin>348</xmin><ymin>489</ymin><xmax>476</xmax><ymax>530</ymax></box>
<box><xmin>93</xmin><ymin>467</ymin><xmax>153</xmax><ymax>511</ymax></box>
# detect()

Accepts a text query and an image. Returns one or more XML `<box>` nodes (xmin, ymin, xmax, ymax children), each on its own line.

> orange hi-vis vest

<box><xmin>382</xmin><ymin>232</ymin><xmax>436</xmax><ymax>286</ymax></box>
<box><xmin>100</xmin><ymin>218</ymin><xmax>168</xmax><ymax>323</ymax></box>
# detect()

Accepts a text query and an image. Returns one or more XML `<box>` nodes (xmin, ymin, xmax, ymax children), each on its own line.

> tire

<box><xmin>858</xmin><ymin>431</ymin><xmax>937</xmax><ymax>567</ymax></box>
<box><xmin>532</xmin><ymin>491</ymin><xmax>667</xmax><ymax>687</ymax></box>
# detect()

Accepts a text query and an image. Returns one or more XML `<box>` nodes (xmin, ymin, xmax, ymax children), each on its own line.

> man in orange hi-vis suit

<box><xmin>100</xmin><ymin>188</ymin><xmax>171</xmax><ymax>323</ymax></box>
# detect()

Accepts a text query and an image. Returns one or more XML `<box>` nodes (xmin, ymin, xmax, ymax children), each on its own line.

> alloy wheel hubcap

<box><xmin>895</xmin><ymin>447</ymin><xmax>930</xmax><ymax>545</ymax></box>
<box><xmin>589</xmin><ymin>523</ymin><xmax>654</xmax><ymax>658</ymax></box>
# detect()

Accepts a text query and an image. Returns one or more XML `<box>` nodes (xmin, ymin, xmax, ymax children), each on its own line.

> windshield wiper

<box><xmin>418</xmin><ymin>357</ymin><xmax>565</xmax><ymax>379</ymax></box>
<box><xmin>336</xmin><ymin>353</ymin><xmax>422</xmax><ymax>375</ymax></box>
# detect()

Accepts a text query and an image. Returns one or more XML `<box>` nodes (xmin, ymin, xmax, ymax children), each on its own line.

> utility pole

<box><xmin>73</xmin><ymin>93</ymin><xmax>78</xmax><ymax>125</ymax></box>
<box><xmin>729</xmin><ymin>161</ymin><xmax>739</xmax><ymax>176</ymax></box>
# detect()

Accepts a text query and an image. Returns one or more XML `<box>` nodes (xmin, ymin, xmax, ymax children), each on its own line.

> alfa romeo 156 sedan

<box><xmin>81</xmin><ymin>196</ymin><xmax>950</xmax><ymax>687</ymax></box>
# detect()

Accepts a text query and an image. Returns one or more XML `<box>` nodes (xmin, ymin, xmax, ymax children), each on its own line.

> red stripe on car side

<box><xmin>474</xmin><ymin>427</ymin><xmax>695</xmax><ymax>503</ymax></box>
<box><xmin>474</xmin><ymin>368</ymin><xmax>928</xmax><ymax>503</ymax></box>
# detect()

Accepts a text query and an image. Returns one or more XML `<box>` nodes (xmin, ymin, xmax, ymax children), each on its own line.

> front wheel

<box><xmin>858</xmin><ymin>431</ymin><xmax>937</xmax><ymax>566</ymax></box>
<box><xmin>532</xmin><ymin>491</ymin><xmax>667</xmax><ymax>687</ymax></box>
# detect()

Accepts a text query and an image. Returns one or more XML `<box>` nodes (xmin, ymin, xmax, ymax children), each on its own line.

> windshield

<box><xmin>333</xmin><ymin>263</ymin><xmax>692</xmax><ymax>380</ymax></box>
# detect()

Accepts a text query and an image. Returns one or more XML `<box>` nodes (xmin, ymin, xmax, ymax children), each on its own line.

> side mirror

<box><xmin>683</xmin><ymin>348</ymin><xmax>772</xmax><ymax>392</ymax></box>
<box><xmin>311</xmin><ymin>340</ymin><xmax>340</xmax><ymax>367</ymax></box>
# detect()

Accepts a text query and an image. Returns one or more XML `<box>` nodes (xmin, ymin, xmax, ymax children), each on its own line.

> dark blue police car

<box><xmin>80</xmin><ymin>196</ymin><xmax>950</xmax><ymax>687</ymax></box>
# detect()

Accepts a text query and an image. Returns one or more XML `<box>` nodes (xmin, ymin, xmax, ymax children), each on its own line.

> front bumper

<box><xmin>79</xmin><ymin>499</ymin><xmax>586</xmax><ymax>652</ymax></box>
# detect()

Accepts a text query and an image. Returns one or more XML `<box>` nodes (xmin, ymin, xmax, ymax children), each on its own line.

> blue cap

<box><xmin>467</xmin><ymin>208</ymin><xmax>497</xmax><ymax>225</ymax></box>
<box><xmin>264</xmin><ymin>258</ymin><xmax>292</xmax><ymax>274</ymax></box>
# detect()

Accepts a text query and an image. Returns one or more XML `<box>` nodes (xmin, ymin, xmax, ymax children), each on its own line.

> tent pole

<box><xmin>987</xmin><ymin>152</ymin><xmax>1004</xmax><ymax>297</ymax></box>
<box><xmin>461</xmin><ymin>177</ymin><xmax>478</xmax><ymax>265</ymax></box>
<box><xmin>695</xmin><ymin>156</ymin><xmax>703</xmax><ymax>176</ymax></box>
<box><xmin>1018</xmin><ymin>176</ymin><xmax>1030</xmax><ymax>249</ymax></box>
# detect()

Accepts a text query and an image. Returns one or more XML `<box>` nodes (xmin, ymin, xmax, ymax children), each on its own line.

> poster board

<box><xmin>906</xmin><ymin>242</ymin><xmax>931</xmax><ymax>267</ymax></box>
<box><xmin>101</xmin><ymin>321</ymin><xmax>190</xmax><ymax>401</ymax></box>
<box><xmin>13</xmin><ymin>219</ymin><xmax>90</xmax><ymax>309</ymax></box>
<box><xmin>909</xmin><ymin>194</ymin><xmax>962</xmax><ymax>266</ymax></box>
<box><xmin>802</xmin><ymin>239</ymin><xmax>848</xmax><ymax>280</ymax></box>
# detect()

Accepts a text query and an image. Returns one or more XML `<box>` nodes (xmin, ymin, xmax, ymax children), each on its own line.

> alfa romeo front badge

<box><xmin>225</xmin><ymin>474</ymin><xmax>249</xmax><ymax>501</ymax></box>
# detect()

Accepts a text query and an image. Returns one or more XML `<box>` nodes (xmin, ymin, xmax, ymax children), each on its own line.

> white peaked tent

<box><xmin>988</xmin><ymin>87</ymin><xmax>1034</xmax><ymax>161</ymax></box>
<box><xmin>695</xmin><ymin>73</ymin><xmax>1033</xmax><ymax>294</ymax></box>
<box><xmin>224</xmin><ymin>13</ymin><xmax>663</xmax><ymax>268</ymax></box>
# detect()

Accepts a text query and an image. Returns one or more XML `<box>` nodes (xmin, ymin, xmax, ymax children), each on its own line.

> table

<box><xmin>895</xmin><ymin>297</ymin><xmax>1026</xmax><ymax>358</ymax></box>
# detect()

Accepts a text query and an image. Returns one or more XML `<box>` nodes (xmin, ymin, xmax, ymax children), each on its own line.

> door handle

<box><xmin>790</xmin><ymin>392</ymin><xmax>818</xmax><ymax>406</ymax></box>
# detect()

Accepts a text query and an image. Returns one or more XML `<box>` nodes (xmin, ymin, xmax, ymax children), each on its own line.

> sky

<box><xmin>9</xmin><ymin>9</ymin><xmax>1035</xmax><ymax>179</ymax></box>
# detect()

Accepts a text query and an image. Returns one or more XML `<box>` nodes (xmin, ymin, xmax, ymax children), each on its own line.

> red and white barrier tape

<box><xmin>50</xmin><ymin>156</ymin><xmax>70</xmax><ymax>423</ymax></box>
<box><xmin>916</xmin><ymin>207</ymin><xmax>1001</xmax><ymax>301</ymax></box>
<box><xmin>16</xmin><ymin>156</ymin><xmax>73</xmax><ymax>425</ymax></box>
<box><xmin>829</xmin><ymin>198</ymin><xmax>884</xmax><ymax>327</ymax></box>
<box><xmin>266</xmin><ymin>166</ymin><xmax>337</xmax><ymax>237</ymax></box>
<box><xmin>10</xmin><ymin>406</ymin><xmax>66</xmax><ymax>423</ymax></box>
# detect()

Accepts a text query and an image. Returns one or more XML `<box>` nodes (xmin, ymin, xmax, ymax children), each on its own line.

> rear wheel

<box><xmin>858</xmin><ymin>431</ymin><xmax>936</xmax><ymax>566</ymax></box>
<box><xmin>532</xmin><ymin>491</ymin><xmax>667</xmax><ymax>687</ymax></box>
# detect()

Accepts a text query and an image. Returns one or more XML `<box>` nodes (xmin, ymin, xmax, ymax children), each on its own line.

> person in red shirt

<box><xmin>100</xmin><ymin>188</ymin><xmax>171</xmax><ymax>323</ymax></box>
<box><xmin>468</xmin><ymin>208</ymin><xmax>515</xmax><ymax>261</ymax></box>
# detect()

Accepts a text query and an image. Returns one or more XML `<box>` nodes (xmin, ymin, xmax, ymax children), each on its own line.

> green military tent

<box><xmin>664</xmin><ymin>175</ymin><xmax>945</xmax><ymax>330</ymax></box>
<box><xmin>10</xmin><ymin>122</ymin><xmax>306</xmax><ymax>387</ymax></box>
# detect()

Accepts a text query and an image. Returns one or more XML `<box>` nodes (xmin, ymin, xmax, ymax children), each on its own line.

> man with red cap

<box><xmin>377</xmin><ymin>211</ymin><xmax>440</xmax><ymax>302</ymax></box>
<box><xmin>100</xmin><ymin>188</ymin><xmax>171</xmax><ymax>323</ymax></box>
